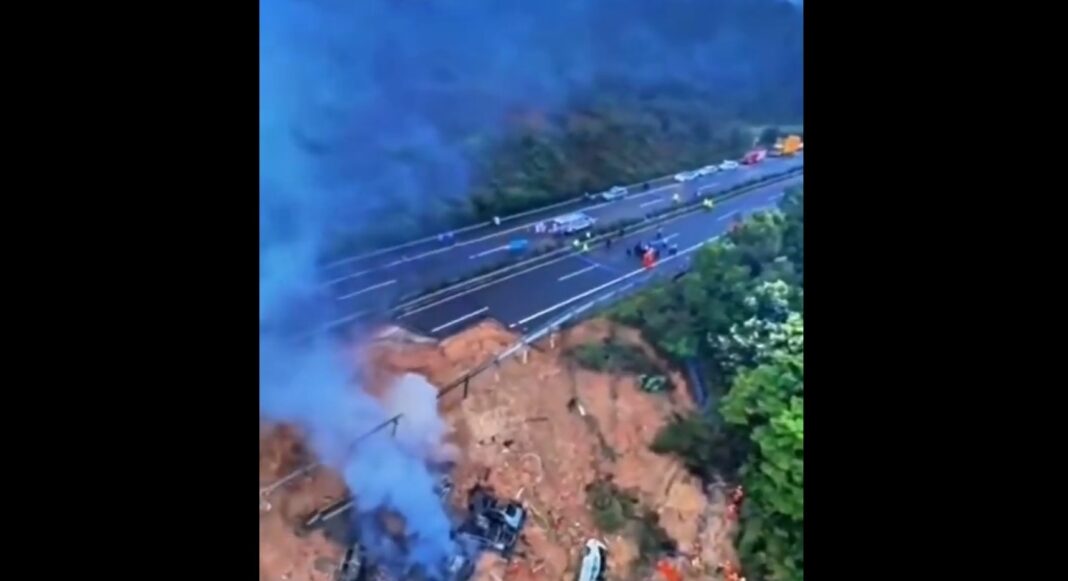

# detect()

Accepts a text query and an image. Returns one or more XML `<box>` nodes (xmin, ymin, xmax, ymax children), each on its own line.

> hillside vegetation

<box><xmin>322</xmin><ymin>0</ymin><xmax>803</xmax><ymax>255</ymax></box>
<box><xmin>614</xmin><ymin>186</ymin><xmax>804</xmax><ymax>580</ymax></box>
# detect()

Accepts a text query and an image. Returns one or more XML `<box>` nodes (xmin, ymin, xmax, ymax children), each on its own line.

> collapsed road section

<box><xmin>300</xmin><ymin>476</ymin><xmax>527</xmax><ymax>581</ymax></box>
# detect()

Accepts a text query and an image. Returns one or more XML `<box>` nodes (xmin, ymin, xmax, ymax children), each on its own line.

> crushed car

<box><xmin>455</xmin><ymin>485</ymin><xmax>527</xmax><ymax>557</ymax></box>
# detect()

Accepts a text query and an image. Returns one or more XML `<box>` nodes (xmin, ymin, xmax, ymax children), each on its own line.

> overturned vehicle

<box><xmin>454</xmin><ymin>485</ymin><xmax>526</xmax><ymax>557</ymax></box>
<box><xmin>300</xmin><ymin>478</ymin><xmax>526</xmax><ymax>581</ymax></box>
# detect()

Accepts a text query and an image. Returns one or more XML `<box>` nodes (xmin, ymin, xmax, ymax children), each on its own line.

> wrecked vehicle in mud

<box><xmin>577</xmin><ymin>539</ymin><xmax>608</xmax><ymax>581</ymax></box>
<box><xmin>335</xmin><ymin>544</ymin><xmax>473</xmax><ymax>581</ymax></box>
<box><xmin>455</xmin><ymin>485</ymin><xmax>527</xmax><ymax>557</ymax></box>
<box><xmin>312</xmin><ymin>478</ymin><xmax>524</xmax><ymax>581</ymax></box>
<box><xmin>336</xmin><ymin>543</ymin><xmax>365</xmax><ymax>581</ymax></box>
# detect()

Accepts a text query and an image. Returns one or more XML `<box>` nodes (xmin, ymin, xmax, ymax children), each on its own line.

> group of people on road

<box><xmin>624</xmin><ymin>227</ymin><xmax>679</xmax><ymax>265</ymax></box>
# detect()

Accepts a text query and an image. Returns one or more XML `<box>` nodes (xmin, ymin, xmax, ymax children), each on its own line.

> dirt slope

<box><xmin>260</xmin><ymin>320</ymin><xmax>739</xmax><ymax>581</ymax></box>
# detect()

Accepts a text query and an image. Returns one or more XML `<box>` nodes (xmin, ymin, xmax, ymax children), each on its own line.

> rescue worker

<box><xmin>703</xmin><ymin>197</ymin><xmax>715</xmax><ymax>211</ymax></box>
<box><xmin>669</xmin><ymin>243</ymin><xmax>679</xmax><ymax>256</ymax></box>
<box><xmin>493</xmin><ymin>215</ymin><xmax>501</xmax><ymax>226</ymax></box>
<box><xmin>656</xmin><ymin>561</ymin><xmax>682</xmax><ymax>581</ymax></box>
<box><xmin>582</xmin><ymin>241</ymin><xmax>590</xmax><ymax>252</ymax></box>
<box><xmin>585</xmin><ymin>231</ymin><xmax>592</xmax><ymax>240</ymax></box>
<box><xmin>642</xmin><ymin>248</ymin><xmax>656</xmax><ymax>269</ymax></box>
<box><xmin>672</xmin><ymin>191</ymin><xmax>681</xmax><ymax>204</ymax></box>
<box><xmin>572</xmin><ymin>238</ymin><xmax>581</xmax><ymax>250</ymax></box>
<box><xmin>731</xmin><ymin>485</ymin><xmax>745</xmax><ymax>504</ymax></box>
<box><xmin>656</xmin><ymin>227</ymin><xmax>663</xmax><ymax>240</ymax></box>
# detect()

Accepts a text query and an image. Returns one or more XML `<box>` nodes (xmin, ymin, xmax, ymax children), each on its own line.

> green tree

<box><xmin>780</xmin><ymin>186</ymin><xmax>804</xmax><ymax>289</ymax></box>
<box><xmin>722</xmin><ymin>352</ymin><xmax>804</xmax><ymax>581</ymax></box>
<box><xmin>715</xmin><ymin>281</ymin><xmax>803</xmax><ymax>376</ymax></box>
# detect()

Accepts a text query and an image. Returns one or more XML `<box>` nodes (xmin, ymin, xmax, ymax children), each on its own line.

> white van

<box><xmin>548</xmin><ymin>213</ymin><xmax>596</xmax><ymax>234</ymax></box>
<box><xmin>578</xmin><ymin>539</ymin><xmax>608</xmax><ymax>581</ymax></box>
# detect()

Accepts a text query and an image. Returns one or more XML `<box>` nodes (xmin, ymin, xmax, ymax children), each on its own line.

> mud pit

<box><xmin>260</xmin><ymin>320</ymin><xmax>739</xmax><ymax>581</ymax></box>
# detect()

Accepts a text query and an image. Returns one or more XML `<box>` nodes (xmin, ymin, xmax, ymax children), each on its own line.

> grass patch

<box><xmin>634</xmin><ymin>510</ymin><xmax>677</xmax><ymax>566</ymax></box>
<box><xmin>569</xmin><ymin>338</ymin><xmax>659</xmax><ymax>375</ymax></box>
<box><xmin>587</xmin><ymin>480</ymin><xmax>639</xmax><ymax>534</ymax></box>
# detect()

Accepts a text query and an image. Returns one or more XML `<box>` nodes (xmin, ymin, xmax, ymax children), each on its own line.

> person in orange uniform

<box><xmin>642</xmin><ymin>248</ymin><xmax>656</xmax><ymax>269</ymax></box>
<box><xmin>721</xmin><ymin>561</ymin><xmax>742</xmax><ymax>581</ymax></box>
<box><xmin>656</xmin><ymin>560</ymin><xmax>682</xmax><ymax>581</ymax></box>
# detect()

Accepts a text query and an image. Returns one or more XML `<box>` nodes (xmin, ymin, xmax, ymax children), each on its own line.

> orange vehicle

<box><xmin>781</xmin><ymin>134</ymin><xmax>802</xmax><ymax>156</ymax></box>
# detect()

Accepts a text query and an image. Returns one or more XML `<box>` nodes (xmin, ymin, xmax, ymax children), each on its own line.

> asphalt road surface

<box><xmin>321</xmin><ymin>155</ymin><xmax>803</xmax><ymax>312</ymax></box>
<box><xmin>390</xmin><ymin>175</ymin><xmax>803</xmax><ymax>338</ymax></box>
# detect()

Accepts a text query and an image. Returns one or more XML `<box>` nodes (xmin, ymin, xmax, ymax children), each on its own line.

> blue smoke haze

<box><xmin>260</xmin><ymin>0</ymin><xmax>801</xmax><ymax>575</ymax></box>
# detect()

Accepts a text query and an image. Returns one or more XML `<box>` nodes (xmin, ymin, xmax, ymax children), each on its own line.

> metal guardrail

<box><xmin>320</xmin><ymin>166</ymin><xmax>698</xmax><ymax>269</ymax></box>
<box><xmin>263</xmin><ymin>241</ymin><xmax>704</xmax><ymax>500</ymax></box>
<box><xmin>263</xmin><ymin>177</ymin><xmax>800</xmax><ymax>497</ymax></box>
<box><xmin>433</xmin><ymin>233</ymin><xmax>715</xmax><ymax>400</ymax></box>
<box><xmin>378</xmin><ymin>167</ymin><xmax>804</xmax><ymax>320</ymax></box>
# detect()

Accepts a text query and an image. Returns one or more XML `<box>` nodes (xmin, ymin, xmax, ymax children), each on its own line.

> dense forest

<box><xmin>307</xmin><ymin>0</ymin><xmax>804</xmax><ymax>256</ymax></box>
<box><xmin>613</xmin><ymin>186</ymin><xmax>804</xmax><ymax>580</ymax></box>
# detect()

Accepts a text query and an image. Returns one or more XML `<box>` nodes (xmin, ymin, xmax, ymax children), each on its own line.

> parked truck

<box><xmin>779</xmin><ymin>135</ymin><xmax>802</xmax><ymax>156</ymax></box>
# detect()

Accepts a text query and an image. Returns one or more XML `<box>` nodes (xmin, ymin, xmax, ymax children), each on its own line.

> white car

<box><xmin>578</xmin><ymin>539</ymin><xmax>608</xmax><ymax>581</ymax></box>
<box><xmin>718</xmin><ymin>160</ymin><xmax>740</xmax><ymax>171</ymax></box>
<box><xmin>599</xmin><ymin>186</ymin><xmax>628</xmax><ymax>201</ymax></box>
<box><xmin>696</xmin><ymin>165</ymin><xmax>718</xmax><ymax>177</ymax></box>
<box><xmin>673</xmin><ymin>171</ymin><xmax>696</xmax><ymax>182</ymax></box>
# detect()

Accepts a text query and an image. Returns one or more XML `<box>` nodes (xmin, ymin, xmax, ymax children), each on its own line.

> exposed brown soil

<box><xmin>260</xmin><ymin>320</ymin><xmax>739</xmax><ymax>581</ymax></box>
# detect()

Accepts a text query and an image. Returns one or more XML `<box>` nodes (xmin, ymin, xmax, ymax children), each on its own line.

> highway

<box><xmin>321</xmin><ymin>155</ymin><xmax>804</xmax><ymax>314</ymax></box>
<box><xmin>389</xmin><ymin>174</ymin><xmax>803</xmax><ymax>338</ymax></box>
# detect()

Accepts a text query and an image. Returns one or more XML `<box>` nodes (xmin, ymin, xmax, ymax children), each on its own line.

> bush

<box><xmin>650</xmin><ymin>413</ymin><xmax>748</xmax><ymax>482</ymax></box>
<box><xmin>569</xmin><ymin>339</ymin><xmax>659</xmax><ymax>375</ymax></box>
<box><xmin>587</xmin><ymin>480</ymin><xmax>677</xmax><ymax>565</ymax></box>
<box><xmin>634</xmin><ymin>510</ymin><xmax>677</xmax><ymax>565</ymax></box>
<box><xmin>587</xmin><ymin>480</ymin><xmax>637</xmax><ymax>534</ymax></box>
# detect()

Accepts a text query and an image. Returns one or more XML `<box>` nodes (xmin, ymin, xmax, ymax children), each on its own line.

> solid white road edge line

<box><xmin>322</xmin><ymin>168</ymin><xmax>798</xmax><ymax>283</ymax></box>
<box><xmin>384</xmin><ymin>179</ymin><xmax>800</xmax><ymax>322</ymax></box>
<box><xmin>393</xmin><ymin>186</ymin><xmax>780</xmax><ymax>321</ymax></box>
<box><xmin>511</xmin><ymin>235</ymin><xmax>718</xmax><ymax>327</ymax></box>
